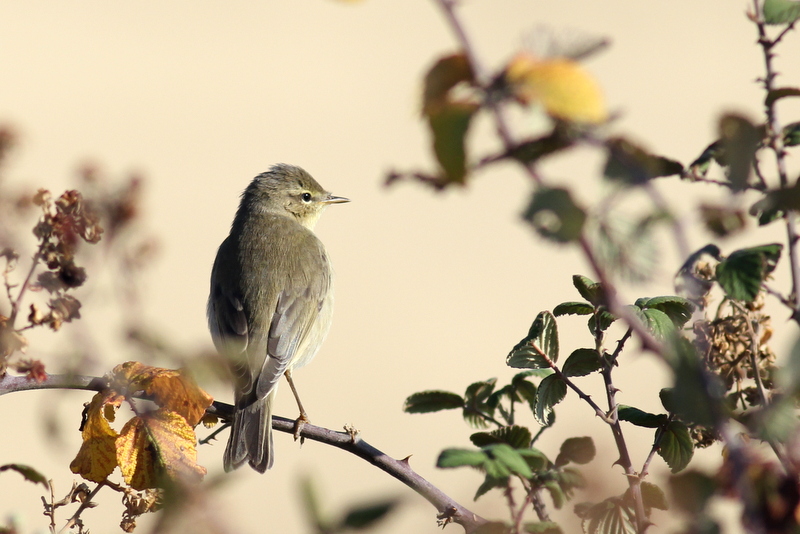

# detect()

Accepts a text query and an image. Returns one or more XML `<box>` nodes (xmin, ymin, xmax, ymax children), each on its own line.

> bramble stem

<box><xmin>0</xmin><ymin>373</ymin><xmax>488</xmax><ymax>534</ymax></box>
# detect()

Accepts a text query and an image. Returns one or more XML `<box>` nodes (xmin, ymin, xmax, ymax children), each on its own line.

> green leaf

<box><xmin>763</xmin><ymin>0</ymin><xmax>800</xmax><ymax>24</ymax></box>
<box><xmin>553</xmin><ymin>301</ymin><xmax>594</xmax><ymax>316</ymax></box>
<box><xmin>639</xmin><ymin>481</ymin><xmax>669</xmax><ymax>511</ymax></box>
<box><xmin>659</xmin><ymin>388</ymin><xmax>677</xmax><ymax>413</ymax></box>
<box><xmin>634</xmin><ymin>296</ymin><xmax>695</xmax><ymax>327</ymax></box>
<box><xmin>485</xmin><ymin>443</ymin><xmax>533</xmax><ymax>478</ymax></box>
<box><xmin>765</xmin><ymin>87</ymin><xmax>800</xmax><ymax>107</ymax></box>
<box><xmin>524</xmin><ymin>521</ymin><xmax>563</xmax><ymax>534</ymax></box>
<box><xmin>700</xmin><ymin>204</ymin><xmax>747</xmax><ymax>237</ymax></box>
<box><xmin>474</xmin><ymin>522</ymin><xmax>512</xmax><ymax>534</ymax></box>
<box><xmin>507</xmin><ymin>311</ymin><xmax>559</xmax><ymax>369</ymax></box>
<box><xmin>503</xmin><ymin>130</ymin><xmax>574</xmax><ymax>165</ymax></box>
<box><xmin>403</xmin><ymin>390</ymin><xmax>463</xmax><ymax>413</ymax></box>
<box><xmin>523</xmin><ymin>187</ymin><xmax>586</xmax><ymax>243</ymax></box>
<box><xmin>716</xmin><ymin>244</ymin><xmax>783</xmax><ymax>302</ymax></box>
<box><xmin>512</xmin><ymin>375</ymin><xmax>539</xmax><ymax>415</ymax></box>
<box><xmin>588</xmin><ymin>310</ymin><xmax>617</xmax><ymax>336</ymax></box>
<box><xmin>641</xmin><ymin>308</ymin><xmax>676</xmax><ymax>340</ymax></box>
<box><xmin>557</xmin><ymin>466</ymin><xmax>586</xmax><ymax>492</ymax></box>
<box><xmin>474</xmin><ymin>477</ymin><xmax>507</xmax><ymax>501</ymax></box>
<box><xmin>562</xmin><ymin>348</ymin><xmax>602</xmax><ymax>377</ymax></box>
<box><xmin>718</xmin><ymin>113</ymin><xmax>760</xmax><ymax>191</ymax></box>
<box><xmin>753</xmin><ymin>397</ymin><xmax>799</xmax><ymax>443</ymax></box>
<box><xmin>666</xmin><ymin>338</ymin><xmax>724</xmax><ymax>426</ymax></box>
<box><xmin>669</xmin><ymin>470</ymin><xmax>716</xmax><ymax>515</ymax></box>
<box><xmin>617</xmin><ymin>405</ymin><xmax>667</xmax><ymax>428</ymax></box>
<box><xmin>518</xmin><ymin>448</ymin><xmax>550</xmax><ymax>471</ymax></box>
<box><xmin>463</xmin><ymin>379</ymin><xmax>498</xmax><ymax>428</ymax></box>
<box><xmin>572</xmin><ymin>275</ymin><xmax>603</xmax><ymax>306</ymax></box>
<box><xmin>785</xmin><ymin>121</ymin><xmax>800</xmax><ymax>147</ymax></box>
<box><xmin>555</xmin><ymin>436</ymin><xmax>595</xmax><ymax>467</ymax></box>
<box><xmin>658</xmin><ymin>421</ymin><xmax>694</xmax><ymax>473</ymax></box>
<box><xmin>686</xmin><ymin>140</ymin><xmax>724</xmax><ymax>178</ymax></box>
<box><xmin>535</xmin><ymin>374</ymin><xmax>567</xmax><ymax>425</ymax></box>
<box><xmin>750</xmin><ymin>182</ymin><xmax>800</xmax><ymax>223</ymax></box>
<box><xmin>0</xmin><ymin>464</ymin><xmax>50</xmax><ymax>489</ymax></box>
<box><xmin>437</xmin><ymin>448</ymin><xmax>488</xmax><ymax>469</ymax></box>
<box><xmin>576</xmin><ymin>499</ymin><xmax>637</xmax><ymax>534</ymax></box>
<box><xmin>603</xmin><ymin>136</ymin><xmax>683</xmax><ymax>184</ymax></box>
<box><xmin>299</xmin><ymin>477</ymin><xmax>327</xmax><ymax>531</ymax></box>
<box><xmin>470</xmin><ymin>425</ymin><xmax>533</xmax><ymax>449</ymax></box>
<box><xmin>544</xmin><ymin>480</ymin><xmax>566</xmax><ymax>509</ymax></box>
<box><xmin>428</xmin><ymin>102</ymin><xmax>479</xmax><ymax>185</ymax></box>
<box><xmin>340</xmin><ymin>500</ymin><xmax>398</xmax><ymax>530</ymax></box>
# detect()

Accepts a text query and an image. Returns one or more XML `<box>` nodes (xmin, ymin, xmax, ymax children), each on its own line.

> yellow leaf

<box><xmin>506</xmin><ymin>54</ymin><xmax>607</xmax><ymax>125</ymax></box>
<box><xmin>70</xmin><ymin>391</ymin><xmax>122</xmax><ymax>482</ymax></box>
<box><xmin>117</xmin><ymin>409</ymin><xmax>206</xmax><ymax>491</ymax></box>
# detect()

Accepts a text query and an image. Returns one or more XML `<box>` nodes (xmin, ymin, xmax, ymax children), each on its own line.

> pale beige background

<box><xmin>1</xmin><ymin>1</ymin><xmax>800</xmax><ymax>533</ymax></box>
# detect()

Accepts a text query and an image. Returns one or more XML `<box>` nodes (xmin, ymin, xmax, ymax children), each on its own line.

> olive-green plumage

<box><xmin>207</xmin><ymin>164</ymin><xmax>348</xmax><ymax>472</ymax></box>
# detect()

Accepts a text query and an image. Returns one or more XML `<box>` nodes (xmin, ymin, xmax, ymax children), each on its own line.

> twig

<box><xmin>638</xmin><ymin>416</ymin><xmax>672</xmax><ymax>480</ymax></box>
<box><xmin>57</xmin><ymin>481</ymin><xmax>104</xmax><ymax>534</ymax></box>
<box><xmin>528</xmin><ymin>341</ymin><xmax>612</xmax><ymax>423</ymax></box>
<box><xmin>600</xmin><ymin>349</ymin><xmax>645</xmax><ymax>532</ymax></box>
<box><xmin>198</xmin><ymin>421</ymin><xmax>231</xmax><ymax>445</ymax></box>
<box><xmin>9</xmin><ymin>240</ymin><xmax>46</xmax><ymax>325</ymax></box>
<box><xmin>0</xmin><ymin>373</ymin><xmax>488</xmax><ymax>534</ymax></box>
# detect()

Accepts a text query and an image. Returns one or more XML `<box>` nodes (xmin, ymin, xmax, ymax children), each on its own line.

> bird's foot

<box><xmin>293</xmin><ymin>413</ymin><xmax>310</xmax><ymax>442</ymax></box>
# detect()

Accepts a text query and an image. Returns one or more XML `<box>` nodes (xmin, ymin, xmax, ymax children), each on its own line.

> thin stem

<box><xmin>528</xmin><ymin>341</ymin><xmax>611</xmax><ymax>423</ymax></box>
<box><xmin>529</xmin><ymin>337</ymin><xmax>646</xmax><ymax>532</ymax></box>
<box><xmin>601</xmin><ymin>355</ymin><xmax>646</xmax><ymax>533</ymax></box>
<box><xmin>57</xmin><ymin>481</ymin><xmax>105</xmax><ymax>534</ymax></box>
<box><xmin>9</xmin><ymin>241</ymin><xmax>45</xmax><ymax>324</ymax></box>
<box><xmin>640</xmin><ymin>413</ymin><xmax>678</xmax><ymax>482</ymax></box>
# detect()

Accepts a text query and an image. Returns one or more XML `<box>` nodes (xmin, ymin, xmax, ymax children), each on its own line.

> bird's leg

<box><xmin>284</xmin><ymin>369</ymin><xmax>309</xmax><ymax>441</ymax></box>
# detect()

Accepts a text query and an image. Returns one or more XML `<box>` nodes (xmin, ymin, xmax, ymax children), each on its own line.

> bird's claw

<box><xmin>293</xmin><ymin>413</ymin><xmax>310</xmax><ymax>442</ymax></box>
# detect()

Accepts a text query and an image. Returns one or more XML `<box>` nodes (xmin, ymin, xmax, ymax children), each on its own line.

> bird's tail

<box><xmin>224</xmin><ymin>389</ymin><xmax>275</xmax><ymax>473</ymax></box>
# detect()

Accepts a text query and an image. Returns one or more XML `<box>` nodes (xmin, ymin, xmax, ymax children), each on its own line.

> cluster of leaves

<box><xmin>405</xmin><ymin>274</ymin><xmax>703</xmax><ymax>533</ymax></box>
<box><xmin>386</xmin><ymin>41</ymin><xmax>627</xmax><ymax>190</ymax></box>
<box><xmin>69</xmin><ymin>361</ymin><xmax>213</xmax><ymax>531</ymax></box>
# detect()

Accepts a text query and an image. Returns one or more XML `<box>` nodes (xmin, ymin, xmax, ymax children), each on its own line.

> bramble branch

<box><xmin>0</xmin><ymin>373</ymin><xmax>488</xmax><ymax>534</ymax></box>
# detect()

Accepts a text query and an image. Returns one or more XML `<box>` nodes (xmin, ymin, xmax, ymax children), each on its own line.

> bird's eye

<box><xmin>301</xmin><ymin>193</ymin><xmax>312</xmax><ymax>203</ymax></box>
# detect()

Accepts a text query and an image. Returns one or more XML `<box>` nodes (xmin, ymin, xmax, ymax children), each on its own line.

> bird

<box><xmin>207</xmin><ymin>164</ymin><xmax>348</xmax><ymax>472</ymax></box>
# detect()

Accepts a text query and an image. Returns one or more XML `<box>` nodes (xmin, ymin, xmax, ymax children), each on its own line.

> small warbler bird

<box><xmin>207</xmin><ymin>164</ymin><xmax>348</xmax><ymax>472</ymax></box>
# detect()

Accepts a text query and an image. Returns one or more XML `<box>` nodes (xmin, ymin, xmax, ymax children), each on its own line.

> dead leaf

<box><xmin>117</xmin><ymin>409</ymin><xmax>207</xmax><ymax>490</ymax></box>
<box><xmin>112</xmin><ymin>362</ymin><xmax>213</xmax><ymax>426</ymax></box>
<box><xmin>70</xmin><ymin>391</ymin><xmax>123</xmax><ymax>482</ymax></box>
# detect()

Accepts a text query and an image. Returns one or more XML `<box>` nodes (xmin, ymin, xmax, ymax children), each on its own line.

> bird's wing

<box><xmin>254</xmin><ymin>286</ymin><xmax>324</xmax><ymax>399</ymax></box>
<box><xmin>208</xmin><ymin>267</ymin><xmax>253</xmax><ymax>397</ymax></box>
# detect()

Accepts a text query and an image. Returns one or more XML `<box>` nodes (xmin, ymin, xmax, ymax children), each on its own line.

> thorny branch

<box><xmin>752</xmin><ymin>0</ymin><xmax>800</xmax><ymax>324</ymax></box>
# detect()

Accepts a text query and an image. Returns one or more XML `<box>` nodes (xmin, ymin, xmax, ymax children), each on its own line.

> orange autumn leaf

<box><xmin>116</xmin><ymin>409</ymin><xmax>207</xmax><ymax>491</ymax></box>
<box><xmin>112</xmin><ymin>361</ymin><xmax>213</xmax><ymax>426</ymax></box>
<box><xmin>505</xmin><ymin>53</ymin><xmax>608</xmax><ymax>125</ymax></box>
<box><xmin>70</xmin><ymin>391</ymin><xmax>123</xmax><ymax>482</ymax></box>
<box><xmin>70</xmin><ymin>362</ymin><xmax>213</xmax><ymax>489</ymax></box>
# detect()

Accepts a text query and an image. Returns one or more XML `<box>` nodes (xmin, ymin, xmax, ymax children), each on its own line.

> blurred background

<box><xmin>1</xmin><ymin>1</ymin><xmax>800</xmax><ymax>532</ymax></box>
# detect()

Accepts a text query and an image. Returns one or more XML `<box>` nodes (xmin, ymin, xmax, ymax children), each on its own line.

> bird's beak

<box><xmin>324</xmin><ymin>194</ymin><xmax>350</xmax><ymax>204</ymax></box>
